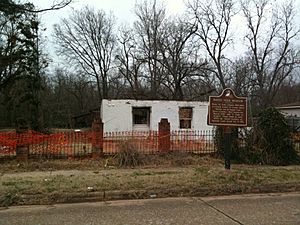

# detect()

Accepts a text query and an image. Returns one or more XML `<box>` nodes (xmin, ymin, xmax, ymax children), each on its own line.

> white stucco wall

<box><xmin>101</xmin><ymin>99</ymin><xmax>212</xmax><ymax>132</ymax></box>
<box><xmin>277</xmin><ymin>107</ymin><xmax>300</xmax><ymax>117</ymax></box>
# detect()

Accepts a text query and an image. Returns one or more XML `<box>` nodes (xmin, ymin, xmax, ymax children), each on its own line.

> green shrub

<box><xmin>245</xmin><ymin>107</ymin><xmax>299</xmax><ymax>165</ymax></box>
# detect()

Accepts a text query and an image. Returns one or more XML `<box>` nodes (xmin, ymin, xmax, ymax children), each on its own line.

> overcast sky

<box><xmin>30</xmin><ymin>0</ymin><xmax>300</xmax><ymax>69</ymax></box>
<box><xmin>31</xmin><ymin>0</ymin><xmax>186</xmax><ymax>33</ymax></box>
<box><xmin>30</xmin><ymin>0</ymin><xmax>188</xmax><ymax>68</ymax></box>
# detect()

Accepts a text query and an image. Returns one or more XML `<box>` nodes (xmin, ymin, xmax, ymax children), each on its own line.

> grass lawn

<box><xmin>0</xmin><ymin>153</ymin><xmax>300</xmax><ymax>207</ymax></box>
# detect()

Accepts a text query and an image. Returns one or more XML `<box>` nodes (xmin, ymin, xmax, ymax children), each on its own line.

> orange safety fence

<box><xmin>1</xmin><ymin>129</ymin><xmax>299</xmax><ymax>160</ymax></box>
<box><xmin>0</xmin><ymin>131</ymin><xmax>16</xmax><ymax>155</ymax></box>
<box><xmin>0</xmin><ymin>130</ymin><xmax>94</xmax><ymax>157</ymax></box>
<box><xmin>103</xmin><ymin>130</ymin><xmax>159</xmax><ymax>154</ymax></box>
<box><xmin>0</xmin><ymin>131</ymin><xmax>67</xmax><ymax>146</ymax></box>
<box><xmin>0</xmin><ymin>129</ymin><xmax>217</xmax><ymax>159</ymax></box>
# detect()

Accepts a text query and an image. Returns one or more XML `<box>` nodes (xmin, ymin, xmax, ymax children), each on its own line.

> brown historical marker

<box><xmin>208</xmin><ymin>88</ymin><xmax>248</xmax><ymax>170</ymax></box>
<box><xmin>208</xmin><ymin>88</ymin><xmax>247</xmax><ymax>127</ymax></box>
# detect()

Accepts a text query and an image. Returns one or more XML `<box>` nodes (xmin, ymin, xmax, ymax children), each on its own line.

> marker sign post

<box><xmin>208</xmin><ymin>88</ymin><xmax>248</xmax><ymax>170</ymax></box>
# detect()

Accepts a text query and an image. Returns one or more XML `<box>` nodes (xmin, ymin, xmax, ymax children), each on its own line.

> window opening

<box><xmin>132</xmin><ymin>107</ymin><xmax>151</xmax><ymax>125</ymax></box>
<box><xmin>179</xmin><ymin>107</ymin><xmax>193</xmax><ymax>129</ymax></box>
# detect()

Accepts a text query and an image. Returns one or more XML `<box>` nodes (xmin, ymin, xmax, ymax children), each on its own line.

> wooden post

<box><xmin>91</xmin><ymin>118</ymin><xmax>103</xmax><ymax>158</ymax></box>
<box><xmin>16</xmin><ymin>119</ymin><xmax>29</xmax><ymax>162</ymax></box>
<box><xmin>158</xmin><ymin>118</ymin><xmax>170</xmax><ymax>152</ymax></box>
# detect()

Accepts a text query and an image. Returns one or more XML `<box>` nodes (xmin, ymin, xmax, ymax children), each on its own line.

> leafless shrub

<box><xmin>117</xmin><ymin>140</ymin><xmax>143</xmax><ymax>167</ymax></box>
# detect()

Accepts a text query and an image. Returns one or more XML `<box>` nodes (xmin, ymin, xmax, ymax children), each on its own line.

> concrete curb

<box><xmin>34</xmin><ymin>183</ymin><xmax>300</xmax><ymax>204</ymax></box>
<box><xmin>1</xmin><ymin>183</ymin><xmax>300</xmax><ymax>207</ymax></box>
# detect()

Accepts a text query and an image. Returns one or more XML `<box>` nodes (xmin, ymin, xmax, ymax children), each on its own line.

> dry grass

<box><xmin>0</xmin><ymin>155</ymin><xmax>300</xmax><ymax>206</ymax></box>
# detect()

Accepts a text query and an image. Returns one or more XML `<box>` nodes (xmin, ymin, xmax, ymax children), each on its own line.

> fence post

<box><xmin>91</xmin><ymin>118</ymin><xmax>104</xmax><ymax>158</ymax></box>
<box><xmin>158</xmin><ymin>118</ymin><xmax>170</xmax><ymax>152</ymax></box>
<box><xmin>16</xmin><ymin>119</ymin><xmax>29</xmax><ymax>162</ymax></box>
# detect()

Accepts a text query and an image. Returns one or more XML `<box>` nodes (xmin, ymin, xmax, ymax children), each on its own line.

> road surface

<box><xmin>0</xmin><ymin>192</ymin><xmax>299</xmax><ymax>225</ymax></box>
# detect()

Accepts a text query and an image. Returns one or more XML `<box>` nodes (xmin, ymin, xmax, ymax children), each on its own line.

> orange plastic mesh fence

<box><xmin>0</xmin><ymin>130</ymin><xmax>216</xmax><ymax>158</ymax></box>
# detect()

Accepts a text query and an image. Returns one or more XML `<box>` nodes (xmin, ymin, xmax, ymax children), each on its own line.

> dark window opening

<box><xmin>132</xmin><ymin>107</ymin><xmax>151</xmax><ymax>125</ymax></box>
<box><xmin>179</xmin><ymin>107</ymin><xmax>193</xmax><ymax>129</ymax></box>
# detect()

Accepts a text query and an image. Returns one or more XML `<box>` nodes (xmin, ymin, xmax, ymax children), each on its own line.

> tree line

<box><xmin>0</xmin><ymin>0</ymin><xmax>300</xmax><ymax>129</ymax></box>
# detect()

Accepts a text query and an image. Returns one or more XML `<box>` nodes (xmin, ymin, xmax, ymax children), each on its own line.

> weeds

<box><xmin>117</xmin><ymin>140</ymin><xmax>143</xmax><ymax>167</ymax></box>
<box><xmin>0</xmin><ymin>189</ymin><xmax>21</xmax><ymax>207</ymax></box>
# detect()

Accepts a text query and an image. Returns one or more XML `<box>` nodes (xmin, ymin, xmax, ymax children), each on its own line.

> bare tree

<box><xmin>116</xmin><ymin>27</ymin><xmax>145</xmax><ymax>99</ymax></box>
<box><xmin>274</xmin><ymin>80</ymin><xmax>300</xmax><ymax>105</ymax></box>
<box><xmin>53</xmin><ymin>6</ymin><xmax>116</xmax><ymax>100</ymax></box>
<box><xmin>157</xmin><ymin>18</ymin><xmax>208</xmax><ymax>100</ymax></box>
<box><xmin>44</xmin><ymin>68</ymin><xmax>99</xmax><ymax>128</ymax></box>
<box><xmin>0</xmin><ymin>0</ymin><xmax>72</xmax><ymax>14</ymax></box>
<box><xmin>229</xmin><ymin>56</ymin><xmax>255</xmax><ymax>96</ymax></box>
<box><xmin>241</xmin><ymin>0</ymin><xmax>300</xmax><ymax>108</ymax></box>
<box><xmin>134</xmin><ymin>0</ymin><xmax>166</xmax><ymax>99</ymax></box>
<box><xmin>188</xmin><ymin>0</ymin><xmax>235</xmax><ymax>90</ymax></box>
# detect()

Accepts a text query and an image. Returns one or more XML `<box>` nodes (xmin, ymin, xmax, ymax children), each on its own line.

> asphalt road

<box><xmin>0</xmin><ymin>192</ymin><xmax>299</xmax><ymax>225</ymax></box>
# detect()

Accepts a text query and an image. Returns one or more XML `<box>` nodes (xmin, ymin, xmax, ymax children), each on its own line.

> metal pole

<box><xmin>223</xmin><ymin>126</ymin><xmax>232</xmax><ymax>170</ymax></box>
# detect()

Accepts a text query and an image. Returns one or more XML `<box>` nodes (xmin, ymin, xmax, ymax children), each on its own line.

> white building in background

<box><xmin>276</xmin><ymin>102</ymin><xmax>300</xmax><ymax>117</ymax></box>
<box><xmin>276</xmin><ymin>102</ymin><xmax>300</xmax><ymax>132</ymax></box>
<box><xmin>101</xmin><ymin>99</ymin><xmax>212</xmax><ymax>132</ymax></box>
